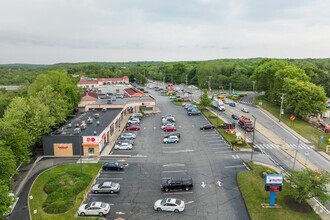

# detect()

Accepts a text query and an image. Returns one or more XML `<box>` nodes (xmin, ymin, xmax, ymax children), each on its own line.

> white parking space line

<box><xmin>162</xmin><ymin>146</ymin><xmax>182</xmax><ymax>149</ymax></box>
<box><xmin>163</xmin><ymin>163</ymin><xmax>185</xmax><ymax>167</ymax></box>
<box><xmin>236</xmin><ymin>154</ymin><xmax>240</xmax><ymax>159</ymax></box>
<box><xmin>88</xmin><ymin>194</ymin><xmax>118</xmax><ymax>196</ymax></box>
<box><xmin>162</xmin><ymin>170</ymin><xmax>187</xmax><ymax>173</ymax></box>
<box><xmin>210</xmin><ymin>143</ymin><xmax>223</xmax><ymax>146</ymax></box>
<box><xmin>163</xmin><ymin>149</ymin><xmax>194</xmax><ymax>153</ymax></box>
<box><xmin>163</xmin><ymin>192</ymin><xmax>193</xmax><ymax>195</ymax></box>
<box><xmin>208</xmin><ymin>140</ymin><xmax>221</xmax><ymax>142</ymax></box>
<box><xmin>224</xmin><ymin>165</ymin><xmax>245</xmax><ymax>168</ymax></box>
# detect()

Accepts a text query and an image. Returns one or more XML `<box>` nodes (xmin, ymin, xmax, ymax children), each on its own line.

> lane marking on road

<box><xmin>162</xmin><ymin>170</ymin><xmax>187</xmax><ymax>173</ymax></box>
<box><xmin>154</xmin><ymin>127</ymin><xmax>156</xmax><ymax>130</ymax></box>
<box><xmin>162</xmin><ymin>146</ymin><xmax>182</xmax><ymax>149</ymax></box>
<box><xmin>163</xmin><ymin>163</ymin><xmax>185</xmax><ymax>167</ymax></box>
<box><xmin>210</xmin><ymin>143</ymin><xmax>223</xmax><ymax>146</ymax></box>
<box><xmin>201</xmin><ymin>182</ymin><xmax>206</xmax><ymax>188</ymax></box>
<box><xmin>116</xmin><ymin>212</ymin><xmax>125</xmax><ymax>215</ymax></box>
<box><xmin>179</xmin><ymin>125</ymin><xmax>182</xmax><ymax>128</ymax></box>
<box><xmin>186</xmin><ymin>201</ymin><xmax>194</xmax><ymax>204</ymax></box>
<box><xmin>163</xmin><ymin>149</ymin><xmax>194</xmax><ymax>153</ymax></box>
<box><xmin>284</xmin><ymin>144</ymin><xmax>292</xmax><ymax>149</ymax></box>
<box><xmin>163</xmin><ymin>192</ymin><xmax>194</xmax><ymax>195</ymax></box>
<box><xmin>224</xmin><ymin>165</ymin><xmax>246</xmax><ymax>168</ymax></box>
<box><xmin>236</xmin><ymin>154</ymin><xmax>240</xmax><ymax>159</ymax></box>
<box><xmin>217</xmin><ymin>180</ymin><xmax>221</xmax><ymax>187</ymax></box>
<box><xmin>232</xmin><ymin>155</ymin><xmax>236</xmax><ymax>159</ymax></box>
<box><xmin>271</xmin><ymin>144</ymin><xmax>278</xmax><ymax>149</ymax></box>
<box><xmin>192</xmin><ymin>125</ymin><xmax>195</xmax><ymax>127</ymax></box>
<box><xmin>208</xmin><ymin>140</ymin><xmax>221</xmax><ymax>143</ymax></box>
<box><xmin>214</xmin><ymin>151</ymin><xmax>232</xmax><ymax>154</ymax></box>
<box><xmin>243</xmin><ymin>163</ymin><xmax>251</xmax><ymax>170</ymax></box>
<box><xmin>132</xmin><ymin>154</ymin><xmax>147</xmax><ymax>158</ymax></box>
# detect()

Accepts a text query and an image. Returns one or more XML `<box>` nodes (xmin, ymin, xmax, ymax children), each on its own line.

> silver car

<box><xmin>114</xmin><ymin>142</ymin><xmax>133</xmax><ymax>150</ymax></box>
<box><xmin>120</xmin><ymin>133</ymin><xmax>136</xmax><ymax>139</ymax></box>
<box><xmin>242</xmin><ymin>108</ymin><xmax>249</xmax><ymax>113</ymax></box>
<box><xmin>78</xmin><ymin>202</ymin><xmax>110</xmax><ymax>216</ymax></box>
<box><xmin>91</xmin><ymin>182</ymin><xmax>120</xmax><ymax>194</ymax></box>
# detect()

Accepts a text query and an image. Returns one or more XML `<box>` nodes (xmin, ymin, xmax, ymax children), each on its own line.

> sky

<box><xmin>0</xmin><ymin>0</ymin><xmax>329</xmax><ymax>64</ymax></box>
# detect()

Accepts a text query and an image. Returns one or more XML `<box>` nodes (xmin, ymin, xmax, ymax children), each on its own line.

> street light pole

<box><xmin>279</xmin><ymin>93</ymin><xmax>285</xmax><ymax>122</ymax></box>
<box><xmin>251</xmin><ymin>115</ymin><xmax>256</xmax><ymax>161</ymax></box>
<box><xmin>79</xmin><ymin>145</ymin><xmax>83</xmax><ymax>178</ymax></box>
<box><xmin>208</xmin><ymin>76</ymin><xmax>212</xmax><ymax>92</ymax></box>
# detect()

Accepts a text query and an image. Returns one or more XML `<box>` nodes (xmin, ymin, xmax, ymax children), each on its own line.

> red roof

<box><xmin>81</xmin><ymin>92</ymin><xmax>98</xmax><ymax>101</ymax></box>
<box><xmin>124</xmin><ymin>88</ymin><xmax>146</xmax><ymax>97</ymax></box>
<box><xmin>99</xmin><ymin>76</ymin><xmax>129</xmax><ymax>82</ymax></box>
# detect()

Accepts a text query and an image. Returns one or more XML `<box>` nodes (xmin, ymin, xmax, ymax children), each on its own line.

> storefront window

<box><xmin>140</xmin><ymin>105</ymin><xmax>153</xmax><ymax>111</ymax></box>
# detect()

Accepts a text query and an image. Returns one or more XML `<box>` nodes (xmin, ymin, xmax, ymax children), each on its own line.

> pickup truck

<box><xmin>187</xmin><ymin>109</ymin><xmax>201</xmax><ymax>116</ymax></box>
<box><xmin>160</xmin><ymin>177</ymin><xmax>193</xmax><ymax>192</ymax></box>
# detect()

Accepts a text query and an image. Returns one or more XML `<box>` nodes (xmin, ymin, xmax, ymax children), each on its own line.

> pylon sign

<box><xmin>265</xmin><ymin>174</ymin><xmax>283</xmax><ymax>206</ymax></box>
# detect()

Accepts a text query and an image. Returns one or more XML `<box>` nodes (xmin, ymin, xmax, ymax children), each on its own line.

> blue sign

<box><xmin>320</xmin><ymin>136</ymin><xmax>324</xmax><ymax>142</ymax></box>
<box><xmin>233</xmin><ymin>92</ymin><xmax>238</xmax><ymax>96</ymax></box>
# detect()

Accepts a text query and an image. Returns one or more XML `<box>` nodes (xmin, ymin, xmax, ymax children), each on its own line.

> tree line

<box><xmin>0</xmin><ymin>70</ymin><xmax>81</xmax><ymax>213</ymax></box>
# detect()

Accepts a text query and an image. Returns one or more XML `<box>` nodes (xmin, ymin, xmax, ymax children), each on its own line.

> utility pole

<box><xmin>208</xmin><ymin>76</ymin><xmax>212</xmax><ymax>92</ymax></box>
<box><xmin>279</xmin><ymin>93</ymin><xmax>285</xmax><ymax>122</ymax></box>
<box><xmin>229</xmin><ymin>83</ymin><xmax>232</xmax><ymax>96</ymax></box>
<box><xmin>186</xmin><ymin>75</ymin><xmax>188</xmax><ymax>88</ymax></box>
<box><xmin>292</xmin><ymin>139</ymin><xmax>299</xmax><ymax>170</ymax></box>
<box><xmin>251</xmin><ymin>115</ymin><xmax>256</xmax><ymax>161</ymax></box>
<box><xmin>252</xmin><ymin>81</ymin><xmax>256</xmax><ymax>102</ymax></box>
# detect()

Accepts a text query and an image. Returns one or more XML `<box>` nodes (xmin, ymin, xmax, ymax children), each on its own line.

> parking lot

<box><xmin>83</xmin><ymin>89</ymin><xmax>250</xmax><ymax>220</ymax></box>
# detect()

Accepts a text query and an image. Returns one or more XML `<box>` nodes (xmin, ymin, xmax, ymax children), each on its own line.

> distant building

<box><xmin>77</xmin><ymin>76</ymin><xmax>129</xmax><ymax>90</ymax></box>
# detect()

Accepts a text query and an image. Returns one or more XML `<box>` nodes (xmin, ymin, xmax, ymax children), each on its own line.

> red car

<box><xmin>126</xmin><ymin>125</ymin><xmax>140</xmax><ymax>131</ymax></box>
<box><xmin>164</xmin><ymin>125</ymin><xmax>176</xmax><ymax>132</ymax></box>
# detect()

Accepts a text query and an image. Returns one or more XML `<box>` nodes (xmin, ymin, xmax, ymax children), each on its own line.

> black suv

<box><xmin>160</xmin><ymin>177</ymin><xmax>193</xmax><ymax>192</ymax></box>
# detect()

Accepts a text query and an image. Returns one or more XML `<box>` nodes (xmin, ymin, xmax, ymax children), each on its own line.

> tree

<box><xmin>200</xmin><ymin>89</ymin><xmax>212</xmax><ymax>110</ymax></box>
<box><xmin>0</xmin><ymin>143</ymin><xmax>16</xmax><ymax>185</ymax></box>
<box><xmin>288</xmin><ymin>169</ymin><xmax>330</xmax><ymax>204</ymax></box>
<box><xmin>282</xmin><ymin>78</ymin><xmax>327</xmax><ymax>116</ymax></box>
<box><xmin>0</xmin><ymin>180</ymin><xmax>13</xmax><ymax>215</ymax></box>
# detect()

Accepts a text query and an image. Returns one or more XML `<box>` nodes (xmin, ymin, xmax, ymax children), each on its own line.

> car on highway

<box><xmin>120</xmin><ymin>133</ymin><xmax>136</xmax><ymax>139</ymax></box>
<box><xmin>164</xmin><ymin>125</ymin><xmax>177</xmax><ymax>132</ymax></box>
<box><xmin>160</xmin><ymin>176</ymin><xmax>193</xmax><ymax>192</ymax></box>
<box><xmin>187</xmin><ymin>109</ymin><xmax>201</xmax><ymax>115</ymax></box>
<box><xmin>78</xmin><ymin>202</ymin><xmax>110</xmax><ymax>216</ymax></box>
<box><xmin>200</xmin><ymin>124</ymin><xmax>215</xmax><ymax>130</ymax></box>
<box><xmin>231</xmin><ymin>114</ymin><xmax>239</xmax><ymax>120</ymax></box>
<box><xmin>229</xmin><ymin>103</ymin><xmax>236</xmax><ymax>107</ymax></box>
<box><xmin>126</xmin><ymin>124</ymin><xmax>140</xmax><ymax>131</ymax></box>
<box><xmin>164</xmin><ymin>132</ymin><xmax>181</xmax><ymax>139</ymax></box>
<box><xmin>91</xmin><ymin>182</ymin><xmax>120</xmax><ymax>194</ymax></box>
<box><xmin>114</xmin><ymin>142</ymin><xmax>133</xmax><ymax>150</ymax></box>
<box><xmin>102</xmin><ymin>162</ymin><xmax>124</xmax><ymax>171</ymax></box>
<box><xmin>154</xmin><ymin>198</ymin><xmax>185</xmax><ymax>213</ymax></box>
<box><xmin>163</xmin><ymin>136</ymin><xmax>180</xmax><ymax>144</ymax></box>
<box><xmin>241</xmin><ymin>108</ymin><xmax>249</xmax><ymax>113</ymax></box>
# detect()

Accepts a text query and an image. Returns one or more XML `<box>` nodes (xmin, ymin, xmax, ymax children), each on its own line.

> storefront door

<box><xmin>88</xmin><ymin>148</ymin><xmax>94</xmax><ymax>156</ymax></box>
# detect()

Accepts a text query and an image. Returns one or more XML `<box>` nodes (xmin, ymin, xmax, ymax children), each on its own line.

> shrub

<box><xmin>143</xmin><ymin>91</ymin><xmax>148</xmax><ymax>93</ymax></box>
<box><xmin>175</xmin><ymin>95</ymin><xmax>180</xmax><ymax>98</ymax></box>
<box><xmin>138</xmin><ymin>110</ymin><xmax>145</xmax><ymax>116</ymax></box>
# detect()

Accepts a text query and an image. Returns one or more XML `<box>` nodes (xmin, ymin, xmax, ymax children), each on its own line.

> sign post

<box><xmin>265</xmin><ymin>174</ymin><xmax>283</xmax><ymax>206</ymax></box>
<box><xmin>290</xmin><ymin>115</ymin><xmax>295</xmax><ymax>127</ymax></box>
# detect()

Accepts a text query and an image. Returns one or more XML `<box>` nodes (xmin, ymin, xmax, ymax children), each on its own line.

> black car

<box><xmin>232</xmin><ymin>114</ymin><xmax>239</xmax><ymax>120</ymax></box>
<box><xmin>187</xmin><ymin>110</ymin><xmax>201</xmax><ymax>116</ymax></box>
<box><xmin>200</xmin><ymin>124</ymin><xmax>215</xmax><ymax>130</ymax></box>
<box><xmin>161</xmin><ymin>177</ymin><xmax>193</xmax><ymax>192</ymax></box>
<box><xmin>103</xmin><ymin>162</ymin><xmax>124</xmax><ymax>171</ymax></box>
<box><xmin>164</xmin><ymin>132</ymin><xmax>181</xmax><ymax>139</ymax></box>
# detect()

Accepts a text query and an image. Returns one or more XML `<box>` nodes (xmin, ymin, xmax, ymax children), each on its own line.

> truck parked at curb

<box><xmin>239</xmin><ymin>116</ymin><xmax>254</xmax><ymax>132</ymax></box>
<box><xmin>212</xmin><ymin>100</ymin><xmax>225</xmax><ymax>111</ymax></box>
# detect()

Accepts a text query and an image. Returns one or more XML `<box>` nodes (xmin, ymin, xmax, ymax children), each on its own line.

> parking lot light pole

<box><xmin>279</xmin><ymin>93</ymin><xmax>285</xmax><ymax>122</ymax></box>
<box><xmin>251</xmin><ymin>115</ymin><xmax>256</xmax><ymax>161</ymax></box>
<box><xmin>79</xmin><ymin>145</ymin><xmax>83</xmax><ymax>178</ymax></box>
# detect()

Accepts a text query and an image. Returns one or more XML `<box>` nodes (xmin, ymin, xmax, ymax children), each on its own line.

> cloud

<box><xmin>0</xmin><ymin>0</ymin><xmax>329</xmax><ymax>64</ymax></box>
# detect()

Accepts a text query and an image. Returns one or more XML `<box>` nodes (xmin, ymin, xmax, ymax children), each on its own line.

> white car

<box><xmin>120</xmin><ymin>133</ymin><xmax>136</xmax><ymax>139</ymax></box>
<box><xmin>127</xmin><ymin>118</ymin><xmax>140</xmax><ymax>124</ymax></box>
<box><xmin>91</xmin><ymin>182</ymin><xmax>120</xmax><ymax>194</ymax></box>
<box><xmin>154</xmin><ymin>198</ymin><xmax>185</xmax><ymax>213</ymax></box>
<box><xmin>78</xmin><ymin>202</ymin><xmax>110</xmax><ymax>216</ymax></box>
<box><xmin>114</xmin><ymin>142</ymin><xmax>133</xmax><ymax>150</ymax></box>
<box><xmin>163</xmin><ymin>136</ymin><xmax>179</xmax><ymax>144</ymax></box>
<box><xmin>242</xmin><ymin>108</ymin><xmax>249</xmax><ymax>113</ymax></box>
<box><xmin>161</xmin><ymin>122</ymin><xmax>174</xmax><ymax>129</ymax></box>
<box><xmin>169</xmin><ymin>96</ymin><xmax>177</xmax><ymax>99</ymax></box>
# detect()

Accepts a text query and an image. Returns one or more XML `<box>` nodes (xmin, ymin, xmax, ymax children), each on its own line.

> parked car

<box><xmin>231</xmin><ymin>114</ymin><xmax>239</xmax><ymax>120</ymax></box>
<box><xmin>130</xmin><ymin>116</ymin><xmax>141</xmax><ymax>121</ymax></box>
<box><xmin>241</xmin><ymin>108</ymin><xmax>249</xmax><ymax>113</ymax></box>
<box><xmin>200</xmin><ymin>124</ymin><xmax>215</xmax><ymax>130</ymax></box>
<box><xmin>114</xmin><ymin>142</ymin><xmax>133</xmax><ymax>150</ymax></box>
<box><xmin>154</xmin><ymin>198</ymin><xmax>185</xmax><ymax>213</ymax></box>
<box><xmin>133</xmin><ymin>113</ymin><xmax>143</xmax><ymax>119</ymax></box>
<box><xmin>102</xmin><ymin>162</ymin><xmax>124</xmax><ymax>171</ymax></box>
<box><xmin>187</xmin><ymin>110</ymin><xmax>201</xmax><ymax>116</ymax></box>
<box><xmin>163</xmin><ymin>136</ymin><xmax>180</xmax><ymax>144</ymax></box>
<box><xmin>164</xmin><ymin>125</ymin><xmax>177</xmax><ymax>132</ymax></box>
<box><xmin>165</xmin><ymin>116</ymin><xmax>176</xmax><ymax>123</ymax></box>
<box><xmin>126</xmin><ymin>125</ymin><xmax>140</xmax><ymax>131</ymax></box>
<box><xmin>161</xmin><ymin>122</ymin><xmax>174</xmax><ymax>129</ymax></box>
<box><xmin>91</xmin><ymin>182</ymin><xmax>120</xmax><ymax>194</ymax></box>
<box><xmin>78</xmin><ymin>202</ymin><xmax>110</xmax><ymax>216</ymax></box>
<box><xmin>164</xmin><ymin>132</ymin><xmax>181</xmax><ymax>139</ymax></box>
<box><xmin>127</xmin><ymin>118</ymin><xmax>140</xmax><ymax>124</ymax></box>
<box><xmin>116</xmin><ymin>139</ymin><xmax>134</xmax><ymax>146</ymax></box>
<box><xmin>229</xmin><ymin>103</ymin><xmax>236</xmax><ymax>107</ymax></box>
<box><xmin>160</xmin><ymin>176</ymin><xmax>193</xmax><ymax>192</ymax></box>
<box><xmin>169</xmin><ymin>96</ymin><xmax>177</xmax><ymax>99</ymax></box>
<box><xmin>162</xmin><ymin>114</ymin><xmax>173</xmax><ymax>119</ymax></box>
<box><xmin>120</xmin><ymin>133</ymin><xmax>136</xmax><ymax>139</ymax></box>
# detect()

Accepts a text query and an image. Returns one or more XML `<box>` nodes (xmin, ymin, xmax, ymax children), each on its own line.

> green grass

<box><xmin>238</xmin><ymin>162</ymin><xmax>320</xmax><ymax>220</ymax></box>
<box><xmin>29</xmin><ymin>163</ymin><xmax>102</xmax><ymax>220</ymax></box>
<box><xmin>254</xmin><ymin>96</ymin><xmax>330</xmax><ymax>152</ymax></box>
<box><xmin>202</xmin><ymin>110</ymin><xmax>251</xmax><ymax>150</ymax></box>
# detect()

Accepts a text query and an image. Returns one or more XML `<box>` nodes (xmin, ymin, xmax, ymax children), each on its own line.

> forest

<box><xmin>0</xmin><ymin>58</ymin><xmax>329</xmax><ymax>212</ymax></box>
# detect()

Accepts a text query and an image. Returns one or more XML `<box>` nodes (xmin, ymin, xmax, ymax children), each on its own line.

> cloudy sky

<box><xmin>0</xmin><ymin>0</ymin><xmax>329</xmax><ymax>64</ymax></box>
